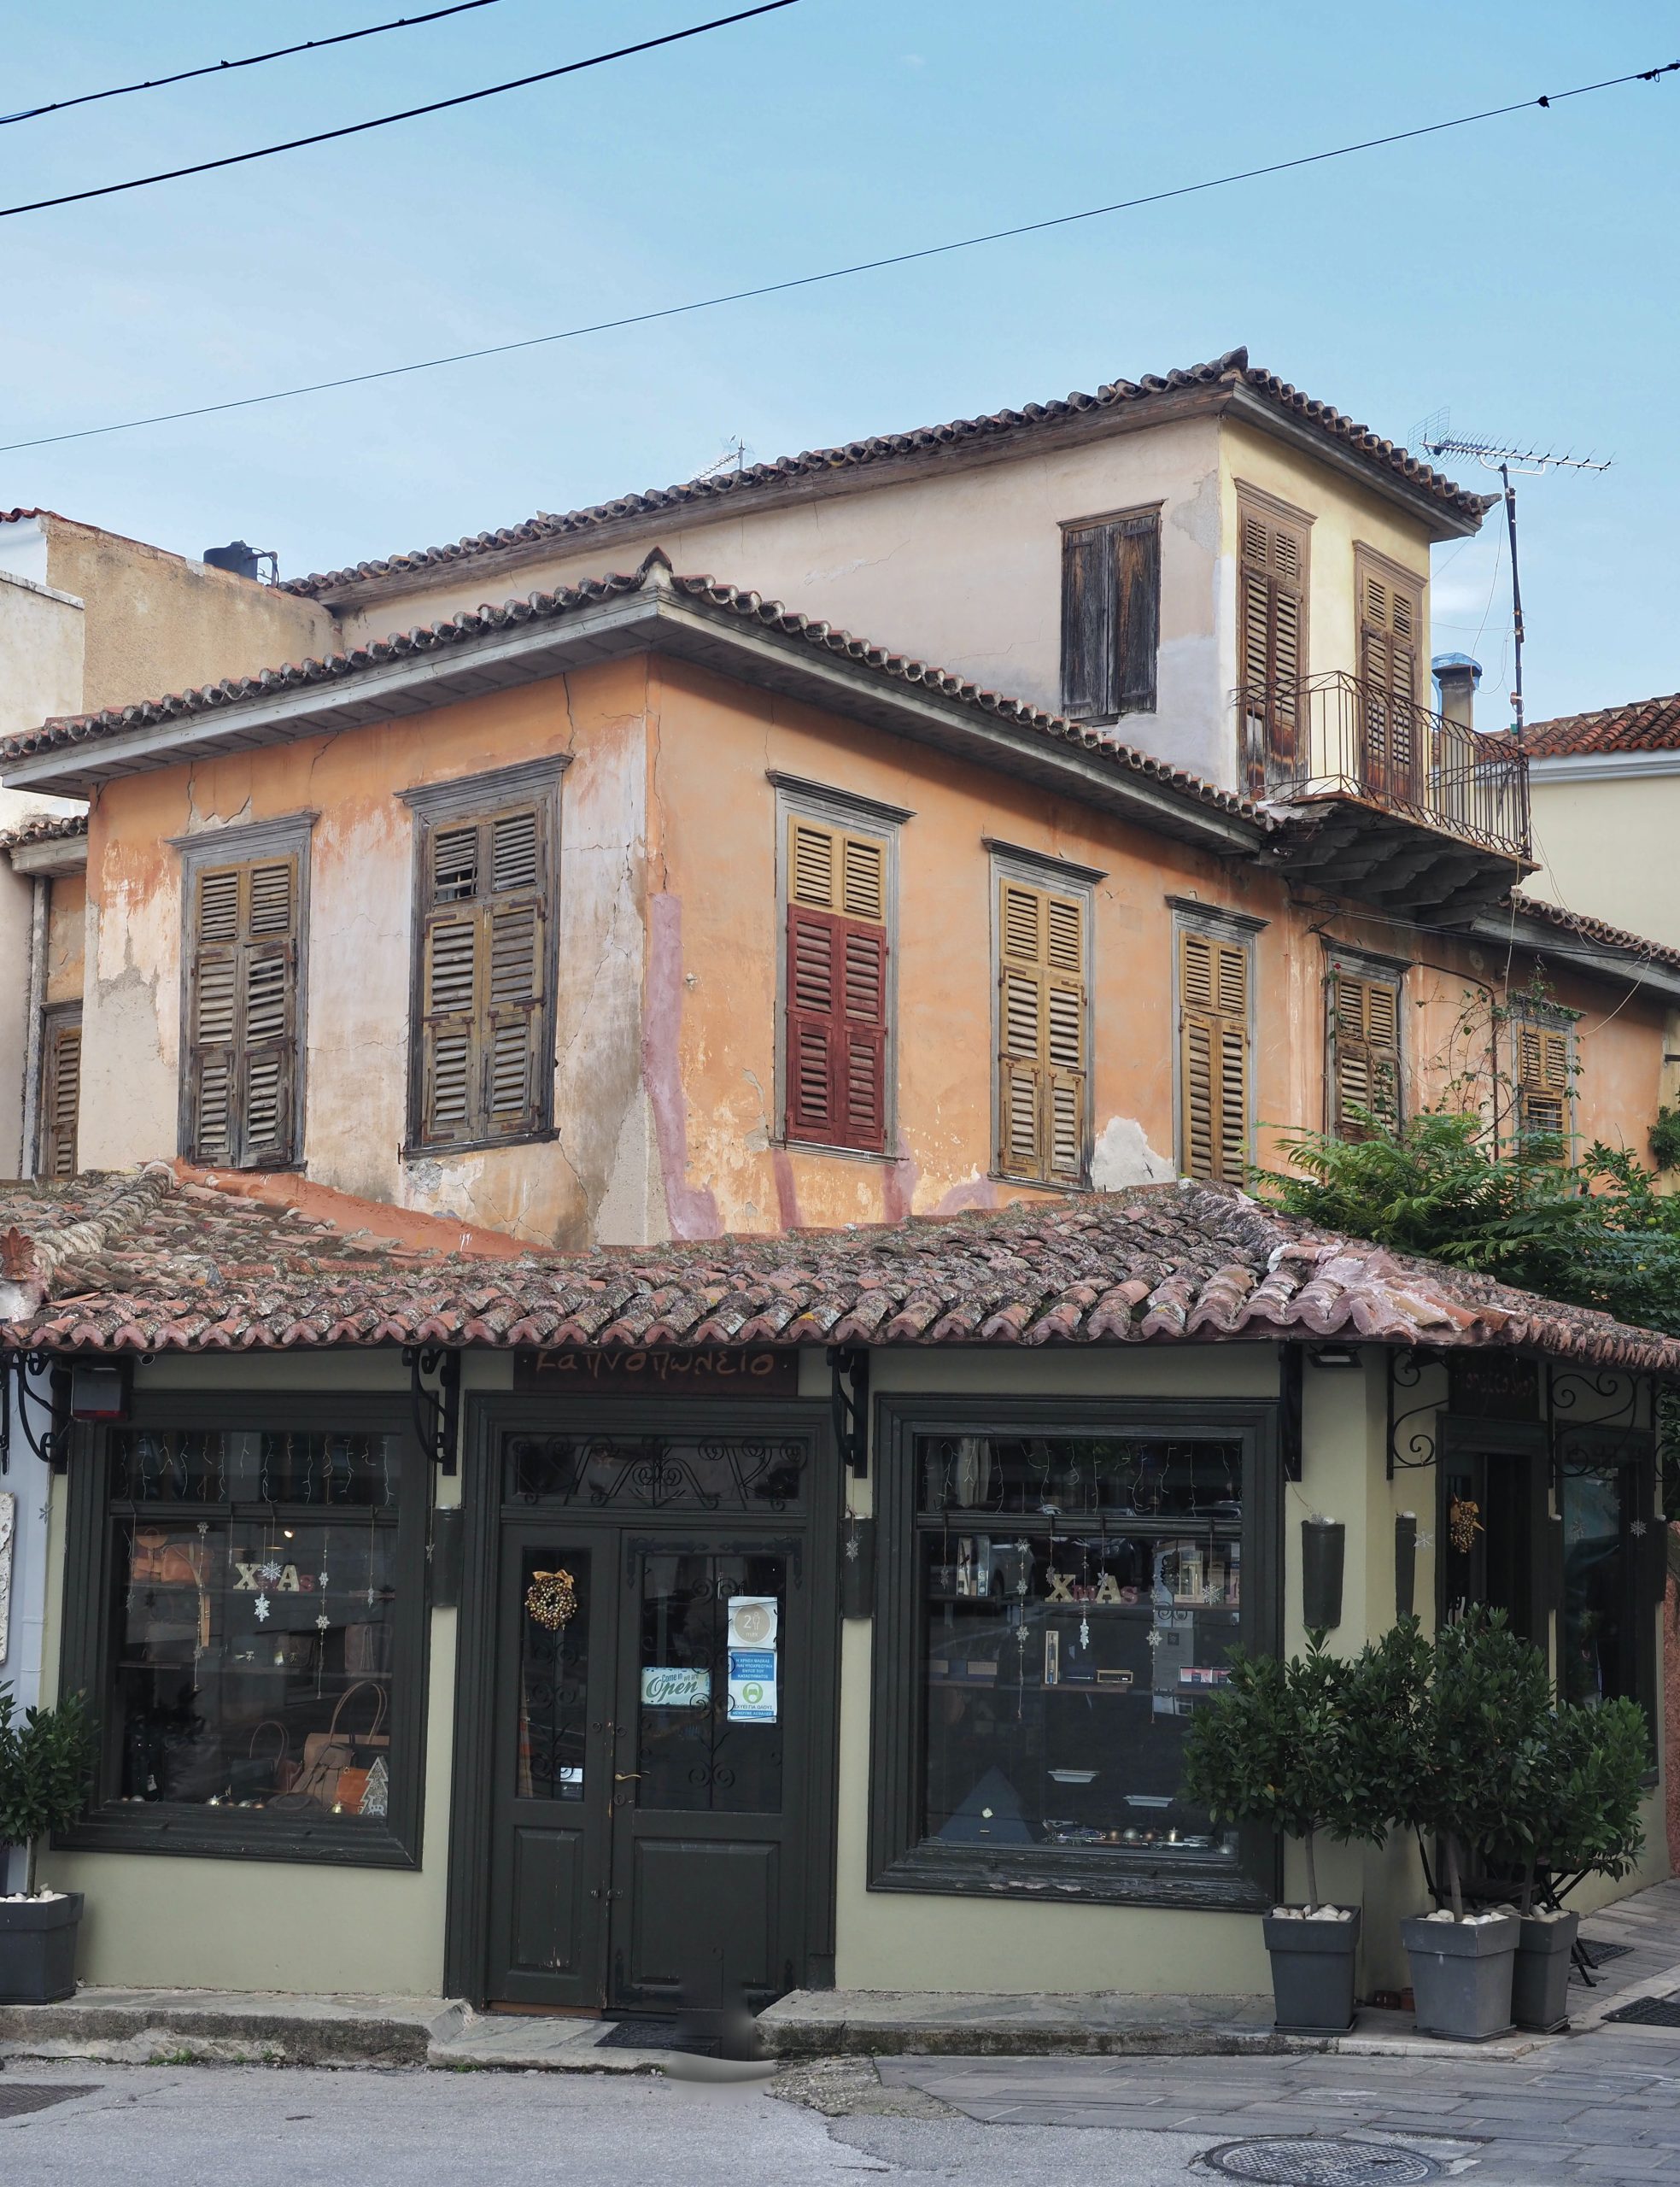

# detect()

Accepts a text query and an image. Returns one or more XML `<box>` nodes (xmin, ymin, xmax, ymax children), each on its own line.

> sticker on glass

<box><xmin>727</xmin><ymin>1649</ymin><xmax>778</xmax><ymax>1723</ymax></box>
<box><xmin>641</xmin><ymin>1666</ymin><xmax>711</xmax><ymax>1708</ymax></box>
<box><xmin>728</xmin><ymin>1596</ymin><xmax>778</xmax><ymax>1651</ymax></box>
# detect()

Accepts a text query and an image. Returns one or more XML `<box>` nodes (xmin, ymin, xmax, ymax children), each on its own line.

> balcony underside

<box><xmin>1260</xmin><ymin>793</ymin><xmax>1537</xmax><ymax>922</ymax></box>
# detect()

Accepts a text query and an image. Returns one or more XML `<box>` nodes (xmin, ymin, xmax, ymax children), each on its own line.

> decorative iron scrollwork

<box><xmin>1548</xmin><ymin>1363</ymin><xmax>1651</xmax><ymax>1478</ymax></box>
<box><xmin>506</xmin><ymin>1434</ymin><xmax>809</xmax><ymax>1512</ymax></box>
<box><xmin>0</xmin><ymin>1351</ymin><xmax>69</xmax><ymax>1475</ymax></box>
<box><xmin>1386</xmin><ymin>1347</ymin><xmax>1444</xmax><ymax>1479</ymax></box>
<box><xmin>404</xmin><ymin>1346</ymin><xmax>460</xmax><ymax>1476</ymax></box>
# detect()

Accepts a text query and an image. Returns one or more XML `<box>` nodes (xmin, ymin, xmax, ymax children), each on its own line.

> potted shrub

<box><xmin>0</xmin><ymin>1685</ymin><xmax>98</xmax><ymax>2005</ymax></box>
<box><xmin>1183</xmin><ymin>1633</ymin><xmax>1384</xmax><ymax>2033</ymax></box>
<box><xmin>1395</xmin><ymin>1609</ymin><xmax>1552</xmax><ymax>2042</ymax></box>
<box><xmin>1487</xmin><ymin>1695</ymin><xmax>1648</xmax><ymax>2033</ymax></box>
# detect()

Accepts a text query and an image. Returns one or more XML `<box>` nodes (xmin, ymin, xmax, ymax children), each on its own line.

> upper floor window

<box><xmin>179</xmin><ymin>818</ymin><xmax>311</xmax><ymax>1170</ymax></box>
<box><xmin>1509</xmin><ymin>1004</ymin><xmax>1575</xmax><ymax>1156</ymax></box>
<box><xmin>993</xmin><ymin>853</ymin><xmax>1092</xmax><ymax>1187</ymax></box>
<box><xmin>1174</xmin><ymin>906</ymin><xmax>1259</xmax><ymax>1183</ymax></box>
<box><xmin>401</xmin><ymin>759</ymin><xmax>566</xmax><ymax>1156</ymax></box>
<box><xmin>38</xmin><ymin>1005</ymin><xmax>82</xmax><ymax>1179</ymax></box>
<box><xmin>778</xmin><ymin>786</ymin><xmax>898</xmax><ymax>1155</ymax></box>
<box><xmin>1355</xmin><ymin>549</ymin><xmax>1425</xmax><ymax>799</ymax></box>
<box><xmin>1326</xmin><ymin>959</ymin><xmax>1402</xmax><ymax>1140</ymax></box>
<box><xmin>1060</xmin><ymin>507</ymin><xmax>1161</xmax><ymax>722</ymax></box>
<box><xmin>1238</xmin><ymin>491</ymin><xmax>1309</xmax><ymax>789</ymax></box>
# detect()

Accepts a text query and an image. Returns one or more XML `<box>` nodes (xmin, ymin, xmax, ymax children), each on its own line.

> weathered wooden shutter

<box><xmin>415</xmin><ymin>802</ymin><xmax>548</xmax><ymax>1149</ymax></box>
<box><xmin>186</xmin><ymin>856</ymin><xmax>298</xmax><ymax>1168</ymax></box>
<box><xmin>784</xmin><ymin>817</ymin><xmax>889</xmax><ymax>1152</ymax></box>
<box><xmin>997</xmin><ymin>878</ymin><xmax>1086</xmax><ymax>1184</ymax></box>
<box><xmin>1329</xmin><ymin>972</ymin><xmax>1400</xmax><ymax>1140</ymax></box>
<box><xmin>1062</xmin><ymin>514</ymin><xmax>1160</xmax><ymax>719</ymax></box>
<box><xmin>1516</xmin><ymin>1021</ymin><xmax>1571</xmax><ymax>1148</ymax></box>
<box><xmin>1180</xmin><ymin>929</ymin><xmax>1250</xmax><ymax>1182</ymax></box>
<box><xmin>1239</xmin><ymin>505</ymin><xmax>1307</xmax><ymax>781</ymax></box>
<box><xmin>1358</xmin><ymin>564</ymin><xmax>1423</xmax><ymax>795</ymax></box>
<box><xmin>40</xmin><ymin>1014</ymin><xmax>82</xmax><ymax>1179</ymax></box>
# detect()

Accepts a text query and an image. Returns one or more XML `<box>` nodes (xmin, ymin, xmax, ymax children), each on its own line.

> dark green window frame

<box><xmin>1554</xmin><ymin>1422</ymin><xmax>1664</xmax><ymax>1745</ymax></box>
<box><xmin>867</xmin><ymin>1395</ymin><xmax>1282</xmax><ymax>1914</ymax></box>
<box><xmin>56</xmin><ymin>1392</ymin><xmax>430</xmax><ymax>1870</ymax></box>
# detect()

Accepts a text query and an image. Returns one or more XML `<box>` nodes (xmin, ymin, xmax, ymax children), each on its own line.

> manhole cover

<box><xmin>0</xmin><ymin>2085</ymin><xmax>100</xmax><ymax>2120</ymax></box>
<box><xmin>1202</xmin><ymin>2137</ymin><xmax>1443</xmax><ymax>2185</ymax></box>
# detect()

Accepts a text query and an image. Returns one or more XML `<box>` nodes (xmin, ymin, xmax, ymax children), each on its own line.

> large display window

<box><xmin>869</xmin><ymin>1399</ymin><xmax>1279</xmax><ymax>1910</ymax></box>
<box><xmin>56</xmin><ymin>1396</ymin><xmax>428</xmax><ymax>1867</ymax></box>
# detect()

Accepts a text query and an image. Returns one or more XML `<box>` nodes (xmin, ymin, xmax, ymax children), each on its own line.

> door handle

<box><xmin>613</xmin><ymin>1772</ymin><xmax>641</xmax><ymax>1781</ymax></box>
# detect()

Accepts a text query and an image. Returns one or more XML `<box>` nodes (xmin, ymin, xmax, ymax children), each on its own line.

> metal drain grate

<box><xmin>0</xmin><ymin>2086</ymin><xmax>100</xmax><ymax>2120</ymax></box>
<box><xmin>1202</xmin><ymin>2138</ymin><xmax>1443</xmax><ymax>2185</ymax></box>
<box><xmin>1604</xmin><ymin>1993</ymin><xmax>1680</xmax><ymax>2027</ymax></box>
<box><xmin>595</xmin><ymin>2016</ymin><xmax>693</xmax><ymax>2052</ymax></box>
<box><xmin>1580</xmin><ymin>1939</ymin><xmax>1635</xmax><ymax>1967</ymax></box>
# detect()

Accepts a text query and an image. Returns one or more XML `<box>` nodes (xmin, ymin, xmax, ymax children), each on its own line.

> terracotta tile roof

<box><xmin>1506</xmin><ymin>888</ymin><xmax>1680</xmax><ymax>976</ymax></box>
<box><xmin>3</xmin><ymin>1165</ymin><xmax>1676</xmax><ymax>1375</ymax></box>
<box><xmin>0</xmin><ymin>555</ymin><xmax>1267</xmax><ymax>829</ymax></box>
<box><xmin>0</xmin><ymin>810</ymin><xmax>88</xmax><ymax>852</ymax></box>
<box><xmin>280</xmin><ymin>349</ymin><xmax>1490</xmax><ymax>599</ymax></box>
<box><xmin>1520</xmin><ymin>693</ymin><xmax>1680</xmax><ymax>759</ymax></box>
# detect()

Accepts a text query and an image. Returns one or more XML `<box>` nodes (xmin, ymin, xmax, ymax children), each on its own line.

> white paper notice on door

<box><xmin>727</xmin><ymin>1595</ymin><xmax>778</xmax><ymax>1651</ymax></box>
<box><xmin>728</xmin><ymin>1649</ymin><xmax>777</xmax><ymax>1723</ymax></box>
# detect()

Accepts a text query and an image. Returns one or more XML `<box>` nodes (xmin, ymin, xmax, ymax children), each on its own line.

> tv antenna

<box><xmin>691</xmin><ymin>436</ymin><xmax>752</xmax><ymax>483</ymax></box>
<box><xmin>1413</xmin><ymin>409</ymin><xmax>1611</xmax><ymax>741</ymax></box>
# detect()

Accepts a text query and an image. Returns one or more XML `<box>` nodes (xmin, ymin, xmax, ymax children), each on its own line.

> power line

<box><xmin>3</xmin><ymin>54</ymin><xmax>1674</xmax><ymax>455</ymax></box>
<box><xmin>0</xmin><ymin>0</ymin><xmax>511</xmax><ymax>128</ymax></box>
<box><xmin>0</xmin><ymin>1</ymin><xmax>804</xmax><ymax>220</ymax></box>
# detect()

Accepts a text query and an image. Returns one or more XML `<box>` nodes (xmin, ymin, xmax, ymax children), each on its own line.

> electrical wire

<box><xmin>0</xmin><ymin>0</ymin><xmax>511</xmax><ymax>127</ymax></box>
<box><xmin>2</xmin><ymin>53</ymin><xmax>1674</xmax><ymax>452</ymax></box>
<box><xmin>0</xmin><ymin>1</ymin><xmax>804</xmax><ymax>220</ymax></box>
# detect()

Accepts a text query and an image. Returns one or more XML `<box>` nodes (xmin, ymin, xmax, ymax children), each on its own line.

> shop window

<box><xmin>57</xmin><ymin>1400</ymin><xmax>427</xmax><ymax>1867</ymax></box>
<box><xmin>1558</xmin><ymin>1427</ymin><xmax>1662</xmax><ymax>1732</ymax></box>
<box><xmin>869</xmin><ymin>1401</ymin><xmax>1279</xmax><ymax>1911</ymax></box>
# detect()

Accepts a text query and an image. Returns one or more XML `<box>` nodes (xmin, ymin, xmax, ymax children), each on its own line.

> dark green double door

<box><xmin>486</xmin><ymin>1521</ymin><xmax>807</xmax><ymax>2014</ymax></box>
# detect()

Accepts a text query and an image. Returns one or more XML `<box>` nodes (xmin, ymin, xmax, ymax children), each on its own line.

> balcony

<box><xmin>1237</xmin><ymin>670</ymin><xmax>1533</xmax><ymax>921</ymax></box>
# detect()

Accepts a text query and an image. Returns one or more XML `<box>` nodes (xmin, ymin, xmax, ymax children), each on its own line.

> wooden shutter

<box><xmin>784</xmin><ymin>816</ymin><xmax>889</xmax><ymax>1152</ymax></box>
<box><xmin>996</xmin><ymin>877</ymin><xmax>1086</xmax><ymax>1184</ymax></box>
<box><xmin>39</xmin><ymin>1013</ymin><xmax>82</xmax><ymax>1179</ymax></box>
<box><xmin>186</xmin><ymin>856</ymin><xmax>298</xmax><ymax>1169</ymax></box>
<box><xmin>414</xmin><ymin>802</ymin><xmax>549</xmax><ymax>1149</ymax></box>
<box><xmin>1179</xmin><ymin>928</ymin><xmax>1250</xmax><ymax>1181</ymax></box>
<box><xmin>1358</xmin><ymin>561</ymin><xmax>1423</xmax><ymax>797</ymax></box>
<box><xmin>1329</xmin><ymin>971</ymin><xmax>1400</xmax><ymax>1140</ymax></box>
<box><xmin>1062</xmin><ymin>513</ymin><xmax>1161</xmax><ymax>719</ymax></box>
<box><xmin>1239</xmin><ymin>504</ymin><xmax>1308</xmax><ymax>781</ymax></box>
<box><xmin>1516</xmin><ymin>1020</ymin><xmax>1571</xmax><ymax>1150</ymax></box>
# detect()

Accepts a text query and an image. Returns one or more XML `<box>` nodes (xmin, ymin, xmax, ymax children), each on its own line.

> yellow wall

<box><xmin>1525</xmin><ymin>771</ymin><xmax>1680</xmax><ymax>954</ymax></box>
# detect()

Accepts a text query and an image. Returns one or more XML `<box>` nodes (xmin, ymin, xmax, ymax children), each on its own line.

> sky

<box><xmin>2</xmin><ymin>0</ymin><xmax>1676</xmax><ymax>724</ymax></box>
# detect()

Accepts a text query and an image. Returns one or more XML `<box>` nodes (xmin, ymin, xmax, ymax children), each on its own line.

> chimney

<box><xmin>1432</xmin><ymin>653</ymin><xmax>1482</xmax><ymax>732</ymax></box>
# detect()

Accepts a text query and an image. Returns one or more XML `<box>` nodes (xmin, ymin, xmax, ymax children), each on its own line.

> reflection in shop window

<box><xmin>916</xmin><ymin>1436</ymin><xmax>1243</xmax><ymax>1862</ymax></box>
<box><xmin>1561</xmin><ymin>1459</ymin><xmax>1632</xmax><ymax>1709</ymax></box>
<box><xmin>109</xmin><ymin>1430</ymin><xmax>401</xmax><ymax>1821</ymax></box>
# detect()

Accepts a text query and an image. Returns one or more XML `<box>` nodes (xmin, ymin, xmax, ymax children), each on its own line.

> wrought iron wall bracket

<box><xmin>1387</xmin><ymin>1346</ymin><xmax>1444</xmax><ymax>1480</ymax></box>
<box><xmin>1279</xmin><ymin>1346</ymin><xmax>1303</xmax><ymax>1483</ymax></box>
<box><xmin>405</xmin><ymin>1346</ymin><xmax>460</xmax><ymax>1476</ymax></box>
<box><xmin>0</xmin><ymin>1351</ymin><xmax>71</xmax><ymax>1475</ymax></box>
<box><xmin>828</xmin><ymin>1346</ymin><xmax>869</xmax><ymax>1480</ymax></box>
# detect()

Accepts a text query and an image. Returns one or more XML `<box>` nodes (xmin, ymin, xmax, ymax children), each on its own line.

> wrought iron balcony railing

<box><xmin>1237</xmin><ymin>669</ymin><xmax>1531</xmax><ymax>863</ymax></box>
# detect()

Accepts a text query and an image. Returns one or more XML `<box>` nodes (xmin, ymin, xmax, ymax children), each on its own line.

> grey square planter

<box><xmin>1512</xmin><ymin>1909</ymin><xmax>1578</xmax><ymax>2033</ymax></box>
<box><xmin>1262</xmin><ymin>1907</ymin><xmax>1361</xmax><ymax>2034</ymax></box>
<box><xmin>0</xmin><ymin>1891</ymin><xmax>83</xmax><ymax>2005</ymax></box>
<box><xmin>1402</xmin><ymin>1910</ymin><xmax>1519</xmax><ymax>2041</ymax></box>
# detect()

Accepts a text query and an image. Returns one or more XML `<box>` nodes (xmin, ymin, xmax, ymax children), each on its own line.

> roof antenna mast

<box><xmin>1413</xmin><ymin>412</ymin><xmax>1611</xmax><ymax>742</ymax></box>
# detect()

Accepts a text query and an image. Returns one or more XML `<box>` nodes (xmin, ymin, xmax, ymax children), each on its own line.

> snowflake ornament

<box><xmin>259</xmin><ymin>1562</ymin><xmax>282</xmax><ymax>1583</ymax></box>
<box><xmin>1146</xmin><ymin>1626</ymin><xmax>1163</xmax><ymax>1650</ymax></box>
<box><xmin>254</xmin><ymin>1594</ymin><xmax>272</xmax><ymax>1624</ymax></box>
<box><xmin>316</xmin><ymin>1614</ymin><xmax>331</xmax><ymax>1633</ymax></box>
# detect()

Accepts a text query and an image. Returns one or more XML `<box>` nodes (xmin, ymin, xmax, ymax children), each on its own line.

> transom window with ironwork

<box><xmin>503</xmin><ymin>1434</ymin><xmax>809</xmax><ymax>1512</ymax></box>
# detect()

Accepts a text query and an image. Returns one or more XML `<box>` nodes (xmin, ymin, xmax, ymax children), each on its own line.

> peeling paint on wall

<box><xmin>1090</xmin><ymin>1116</ymin><xmax>1177</xmax><ymax>1192</ymax></box>
<box><xmin>643</xmin><ymin>892</ymin><xmax>721</xmax><ymax>1241</ymax></box>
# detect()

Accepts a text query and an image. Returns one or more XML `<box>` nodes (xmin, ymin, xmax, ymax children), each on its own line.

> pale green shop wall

<box><xmin>37</xmin><ymin>1345</ymin><xmax>1669</xmax><ymax>1997</ymax></box>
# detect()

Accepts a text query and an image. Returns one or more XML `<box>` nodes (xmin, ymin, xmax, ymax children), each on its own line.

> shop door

<box><xmin>1440</xmin><ymin>1439</ymin><xmax>1549</xmax><ymax>1647</ymax></box>
<box><xmin>609</xmin><ymin>1540</ymin><xmax>802</xmax><ymax>2013</ymax></box>
<box><xmin>483</xmin><ymin>1527</ymin><xmax>806</xmax><ymax>2014</ymax></box>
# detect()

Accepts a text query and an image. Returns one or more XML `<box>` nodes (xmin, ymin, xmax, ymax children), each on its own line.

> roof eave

<box><xmin>8</xmin><ymin>834</ymin><xmax>88</xmax><ymax>877</ymax></box>
<box><xmin>1467</xmin><ymin>902</ymin><xmax>1680</xmax><ymax>1002</ymax></box>
<box><xmin>0</xmin><ymin>585</ymin><xmax>1264</xmax><ymax>857</ymax></box>
<box><xmin>1222</xmin><ymin>385</ymin><xmax>1484</xmax><ymax>541</ymax></box>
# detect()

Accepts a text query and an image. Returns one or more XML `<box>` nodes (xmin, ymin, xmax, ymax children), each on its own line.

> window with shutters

<box><xmin>1326</xmin><ymin>965</ymin><xmax>1402</xmax><ymax>1140</ymax></box>
<box><xmin>993</xmin><ymin>866</ymin><xmax>1089</xmax><ymax>1187</ymax></box>
<box><xmin>1510</xmin><ymin>1011</ymin><xmax>1574</xmax><ymax>1158</ymax></box>
<box><xmin>1060</xmin><ymin>507</ymin><xmax>1162</xmax><ymax>722</ymax></box>
<box><xmin>38</xmin><ymin>1007</ymin><xmax>83</xmax><ymax>1179</ymax></box>
<box><xmin>1355</xmin><ymin>551</ymin><xmax>1425</xmax><ymax>803</ymax></box>
<box><xmin>403</xmin><ymin>766</ymin><xmax>563</xmax><ymax>1154</ymax></box>
<box><xmin>179</xmin><ymin>827</ymin><xmax>308</xmax><ymax>1171</ymax></box>
<box><xmin>782</xmin><ymin>811</ymin><xmax>892</xmax><ymax>1154</ymax></box>
<box><xmin>1176</xmin><ymin>921</ymin><xmax>1252</xmax><ymax>1183</ymax></box>
<box><xmin>1237</xmin><ymin>492</ymin><xmax>1309</xmax><ymax>789</ymax></box>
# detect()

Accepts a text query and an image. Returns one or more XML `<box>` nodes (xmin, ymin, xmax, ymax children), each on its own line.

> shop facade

<box><xmin>9</xmin><ymin>1177</ymin><xmax>1673</xmax><ymax>2009</ymax></box>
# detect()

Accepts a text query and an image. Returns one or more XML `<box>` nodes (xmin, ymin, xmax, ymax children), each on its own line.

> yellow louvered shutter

<box><xmin>40</xmin><ymin>1013</ymin><xmax>82</xmax><ymax>1178</ymax></box>
<box><xmin>414</xmin><ymin>802</ymin><xmax>549</xmax><ymax>1149</ymax></box>
<box><xmin>186</xmin><ymin>856</ymin><xmax>299</xmax><ymax>1169</ymax></box>
<box><xmin>1179</xmin><ymin>928</ymin><xmax>1250</xmax><ymax>1182</ymax></box>
<box><xmin>996</xmin><ymin>877</ymin><xmax>1086</xmax><ymax>1184</ymax></box>
<box><xmin>1515</xmin><ymin>1020</ymin><xmax>1571</xmax><ymax>1152</ymax></box>
<box><xmin>1329</xmin><ymin>971</ymin><xmax>1400</xmax><ymax>1140</ymax></box>
<box><xmin>1238</xmin><ymin>502</ymin><xmax>1308</xmax><ymax>787</ymax></box>
<box><xmin>784</xmin><ymin>815</ymin><xmax>890</xmax><ymax>1152</ymax></box>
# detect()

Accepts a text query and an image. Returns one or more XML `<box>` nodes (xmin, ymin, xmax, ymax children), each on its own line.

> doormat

<box><xmin>596</xmin><ymin>2017</ymin><xmax>694</xmax><ymax>2053</ymax></box>
<box><xmin>0</xmin><ymin>2086</ymin><xmax>100</xmax><ymax>2120</ymax></box>
<box><xmin>1603</xmin><ymin>1993</ymin><xmax>1680</xmax><ymax>2027</ymax></box>
<box><xmin>1579</xmin><ymin>1939</ymin><xmax>1634</xmax><ymax>1967</ymax></box>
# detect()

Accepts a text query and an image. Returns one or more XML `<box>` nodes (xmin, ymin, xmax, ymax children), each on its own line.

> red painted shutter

<box><xmin>835</xmin><ymin>922</ymin><xmax>887</xmax><ymax>1152</ymax></box>
<box><xmin>786</xmin><ymin>905</ymin><xmax>840</xmax><ymax>1140</ymax></box>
